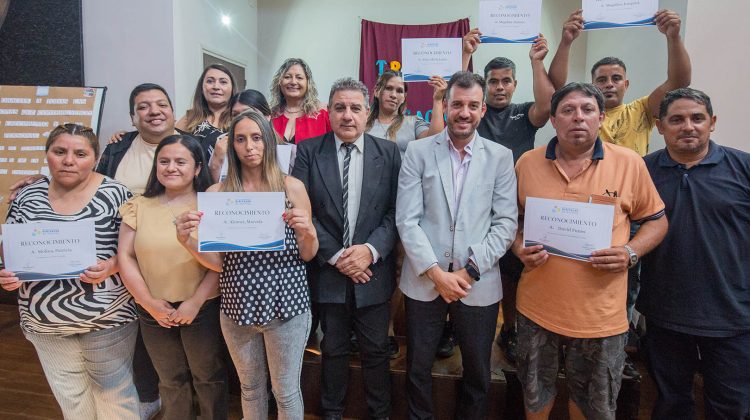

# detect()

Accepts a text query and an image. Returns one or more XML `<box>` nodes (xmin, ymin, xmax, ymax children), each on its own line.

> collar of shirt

<box><xmin>657</xmin><ymin>140</ymin><xmax>724</xmax><ymax>168</ymax></box>
<box><xmin>545</xmin><ymin>136</ymin><xmax>604</xmax><ymax>160</ymax></box>
<box><xmin>334</xmin><ymin>133</ymin><xmax>365</xmax><ymax>154</ymax></box>
<box><xmin>447</xmin><ymin>131</ymin><xmax>476</xmax><ymax>163</ymax></box>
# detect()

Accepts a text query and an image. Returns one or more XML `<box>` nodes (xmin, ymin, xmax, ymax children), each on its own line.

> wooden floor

<box><xmin>0</xmin><ymin>302</ymin><xmax>702</xmax><ymax>419</ymax></box>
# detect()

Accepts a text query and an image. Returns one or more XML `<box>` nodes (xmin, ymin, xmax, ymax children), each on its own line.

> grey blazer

<box><xmin>396</xmin><ymin>130</ymin><xmax>518</xmax><ymax>306</ymax></box>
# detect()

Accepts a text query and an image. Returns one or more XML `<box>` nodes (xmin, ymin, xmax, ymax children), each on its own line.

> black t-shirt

<box><xmin>477</xmin><ymin>101</ymin><xmax>539</xmax><ymax>164</ymax></box>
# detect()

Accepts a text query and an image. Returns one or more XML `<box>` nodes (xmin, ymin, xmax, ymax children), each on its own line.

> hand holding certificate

<box><xmin>401</xmin><ymin>38</ymin><xmax>462</xmax><ymax>82</ymax></box>
<box><xmin>197</xmin><ymin>192</ymin><xmax>286</xmax><ymax>252</ymax></box>
<box><xmin>523</xmin><ymin>197</ymin><xmax>614</xmax><ymax>262</ymax></box>
<box><xmin>478</xmin><ymin>0</ymin><xmax>542</xmax><ymax>43</ymax></box>
<box><xmin>1</xmin><ymin>220</ymin><xmax>98</xmax><ymax>281</ymax></box>
<box><xmin>583</xmin><ymin>0</ymin><xmax>658</xmax><ymax>30</ymax></box>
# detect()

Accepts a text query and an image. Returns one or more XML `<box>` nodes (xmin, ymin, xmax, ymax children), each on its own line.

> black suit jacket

<box><xmin>292</xmin><ymin>132</ymin><xmax>401</xmax><ymax>308</ymax></box>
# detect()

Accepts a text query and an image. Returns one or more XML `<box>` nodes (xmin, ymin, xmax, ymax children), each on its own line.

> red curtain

<box><xmin>359</xmin><ymin>18</ymin><xmax>471</xmax><ymax>121</ymax></box>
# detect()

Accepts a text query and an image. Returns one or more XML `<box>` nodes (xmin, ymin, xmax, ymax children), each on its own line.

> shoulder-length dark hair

<box><xmin>142</xmin><ymin>135</ymin><xmax>212</xmax><ymax>197</ymax></box>
<box><xmin>183</xmin><ymin>64</ymin><xmax>238</xmax><ymax>132</ymax></box>
<box><xmin>366</xmin><ymin>71</ymin><xmax>408</xmax><ymax>140</ymax></box>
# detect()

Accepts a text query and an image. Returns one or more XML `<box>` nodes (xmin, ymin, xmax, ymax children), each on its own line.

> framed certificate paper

<box><xmin>197</xmin><ymin>192</ymin><xmax>286</xmax><ymax>252</ymax></box>
<box><xmin>2</xmin><ymin>220</ymin><xmax>97</xmax><ymax>281</ymax></box>
<box><xmin>401</xmin><ymin>38</ymin><xmax>463</xmax><ymax>82</ymax></box>
<box><xmin>478</xmin><ymin>0</ymin><xmax>543</xmax><ymax>43</ymax></box>
<box><xmin>583</xmin><ymin>0</ymin><xmax>657</xmax><ymax>30</ymax></box>
<box><xmin>523</xmin><ymin>197</ymin><xmax>614</xmax><ymax>261</ymax></box>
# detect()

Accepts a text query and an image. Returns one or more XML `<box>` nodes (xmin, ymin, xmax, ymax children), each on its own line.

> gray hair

<box><xmin>328</xmin><ymin>77</ymin><xmax>369</xmax><ymax>107</ymax></box>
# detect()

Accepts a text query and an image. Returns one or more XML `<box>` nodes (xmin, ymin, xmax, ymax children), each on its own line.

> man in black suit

<box><xmin>292</xmin><ymin>77</ymin><xmax>400</xmax><ymax>420</ymax></box>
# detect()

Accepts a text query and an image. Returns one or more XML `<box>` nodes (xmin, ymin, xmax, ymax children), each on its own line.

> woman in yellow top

<box><xmin>117</xmin><ymin>135</ymin><xmax>227</xmax><ymax>420</ymax></box>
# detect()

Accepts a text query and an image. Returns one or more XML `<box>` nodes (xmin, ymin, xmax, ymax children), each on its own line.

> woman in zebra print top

<box><xmin>0</xmin><ymin>124</ymin><xmax>140</xmax><ymax>419</ymax></box>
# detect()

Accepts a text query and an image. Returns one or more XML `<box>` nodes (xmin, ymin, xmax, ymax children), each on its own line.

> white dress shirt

<box><xmin>327</xmin><ymin>134</ymin><xmax>380</xmax><ymax>265</ymax></box>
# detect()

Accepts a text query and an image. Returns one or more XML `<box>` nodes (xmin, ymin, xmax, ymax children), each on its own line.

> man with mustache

<box><xmin>512</xmin><ymin>82</ymin><xmax>667</xmax><ymax>420</ymax></box>
<box><xmin>639</xmin><ymin>88</ymin><xmax>750</xmax><ymax>419</ymax></box>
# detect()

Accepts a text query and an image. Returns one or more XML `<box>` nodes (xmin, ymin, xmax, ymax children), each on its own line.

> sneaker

<box><xmin>139</xmin><ymin>397</ymin><xmax>161</xmax><ymax>420</ymax></box>
<box><xmin>388</xmin><ymin>336</ymin><xmax>400</xmax><ymax>359</ymax></box>
<box><xmin>495</xmin><ymin>326</ymin><xmax>518</xmax><ymax>364</ymax></box>
<box><xmin>622</xmin><ymin>357</ymin><xmax>641</xmax><ymax>380</ymax></box>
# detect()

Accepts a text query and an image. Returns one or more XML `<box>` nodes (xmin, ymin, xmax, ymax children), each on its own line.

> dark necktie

<box><xmin>342</xmin><ymin>143</ymin><xmax>354</xmax><ymax>248</ymax></box>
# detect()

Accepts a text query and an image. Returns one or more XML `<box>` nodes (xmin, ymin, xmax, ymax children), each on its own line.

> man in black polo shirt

<box><xmin>461</xmin><ymin>28</ymin><xmax>555</xmax><ymax>363</ymax></box>
<box><xmin>640</xmin><ymin>88</ymin><xmax>750</xmax><ymax>419</ymax></box>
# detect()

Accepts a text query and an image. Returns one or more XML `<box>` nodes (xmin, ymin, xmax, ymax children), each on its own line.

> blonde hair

<box><xmin>221</xmin><ymin>110</ymin><xmax>285</xmax><ymax>193</ymax></box>
<box><xmin>269</xmin><ymin>58</ymin><xmax>322</xmax><ymax>118</ymax></box>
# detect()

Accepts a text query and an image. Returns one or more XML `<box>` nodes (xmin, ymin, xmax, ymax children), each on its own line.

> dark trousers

<box><xmin>319</xmin><ymin>299</ymin><xmax>391</xmax><ymax>418</ymax></box>
<box><xmin>133</xmin><ymin>328</ymin><xmax>160</xmax><ymax>402</ymax></box>
<box><xmin>405</xmin><ymin>296</ymin><xmax>499</xmax><ymax>420</ymax></box>
<box><xmin>644</xmin><ymin>322</ymin><xmax>750</xmax><ymax>420</ymax></box>
<box><xmin>138</xmin><ymin>297</ymin><xmax>228</xmax><ymax>420</ymax></box>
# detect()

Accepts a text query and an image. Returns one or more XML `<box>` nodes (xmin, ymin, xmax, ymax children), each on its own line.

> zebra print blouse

<box><xmin>5</xmin><ymin>177</ymin><xmax>137</xmax><ymax>335</ymax></box>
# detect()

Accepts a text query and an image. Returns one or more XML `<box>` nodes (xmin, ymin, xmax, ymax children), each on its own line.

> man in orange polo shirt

<box><xmin>512</xmin><ymin>82</ymin><xmax>667</xmax><ymax>420</ymax></box>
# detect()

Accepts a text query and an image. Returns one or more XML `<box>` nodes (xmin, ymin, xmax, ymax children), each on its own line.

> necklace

<box><xmin>285</xmin><ymin>107</ymin><xmax>302</xmax><ymax>115</ymax></box>
<box><xmin>161</xmin><ymin>194</ymin><xmax>196</xmax><ymax>224</ymax></box>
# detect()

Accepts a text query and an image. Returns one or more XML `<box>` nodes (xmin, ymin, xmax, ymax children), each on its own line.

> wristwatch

<box><xmin>464</xmin><ymin>261</ymin><xmax>481</xmax><ymax>281</ymax></box>
<box><xmin>623</xmin><ymin>244</ymin><xmax>638</xmax><ymax>268</ymax></box>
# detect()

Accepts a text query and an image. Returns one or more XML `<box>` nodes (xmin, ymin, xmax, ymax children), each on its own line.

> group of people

<box><xmin>1</xmin><ymin>7</ymin><xmax>749</xmax><ymax>420</ymax></box>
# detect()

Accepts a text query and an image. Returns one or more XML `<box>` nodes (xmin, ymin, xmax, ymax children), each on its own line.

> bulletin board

<box><xmin>0</xmin><ymin>85</ymin><xmax>106</xmax><ymax>223</ymax></box>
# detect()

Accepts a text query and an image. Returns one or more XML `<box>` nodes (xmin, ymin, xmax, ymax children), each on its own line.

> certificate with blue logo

<box><xmin>401</xmin><ymin>38</ymin><xmax>462</xmax><ymax>82</ymax></box>
<box><xmin>583</xmin><ymin>0</ymin><xmax>657</xmax><ymax>30</ymax></box>
<box><xmin>197</xmin><ymin>192</ymin><xmax>286</xmax><ymax>252</ymax></box>
<box><xmin>1</xmin><ymin>220</ymin><xmax>97</xmax><ymax>281</ymax></box>
<box><xmin>479</xmin><ymin>0</ymin><xmax>542</xmax><ymax>43</ymax></box>
<box><xmin>523</xmin><ymin>197</ymin><xmax>614</xmax><ymax>261</ymax></box>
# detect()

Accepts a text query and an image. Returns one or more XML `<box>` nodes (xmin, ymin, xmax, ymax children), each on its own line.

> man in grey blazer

<box><xmin>293</xmin><ymin>77</ymin><xmax>400</xmax><ymax>420</ymax></box>
<box><xmin>396</xmin><ymin>71</ymin><xmax>518</xmax><ymax>419</ymax></box>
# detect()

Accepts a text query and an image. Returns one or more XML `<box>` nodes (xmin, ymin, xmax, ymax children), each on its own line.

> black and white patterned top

<box><xmin>193</xmin><ymin>120</ymin><xmax>225</xmax><ymax>159</ymax></box>
<box><xmin>5</xmin><ymin>177</ymin><xmax>137</xmax><ymax>335</ymax></box>
<box><xmin>220</xmin><ymin>223</ymin><xmax>310</xmax><ymax>326</ymax></box>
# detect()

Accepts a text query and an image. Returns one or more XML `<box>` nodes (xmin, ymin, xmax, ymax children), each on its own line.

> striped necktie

<box><xmin>341</xmin><ymin>143</ymin><xmax>354</xmax><ymax>248</ymax></box>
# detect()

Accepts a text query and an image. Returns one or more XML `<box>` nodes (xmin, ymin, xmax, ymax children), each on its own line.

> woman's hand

<box><xmin>214</xmin><ymin>133</ymin><xmax>228</xmax><ymax>162</ymax></box>
<box><xmin>143</xmin><ymin>298</ymin><xmax>179</xmax><ymax>328</ymax></box>
<box><xmin>170</xmin><ymin>299</ymin><xmax>201</xmax><ymax>325</ymax></box>
<box><xmin>175</xmin><ymin>210</ymin><xmax>204</xmax><ymax>244</ymax></box>
<box><xmin>79</xmin><ymin>258</ymin><xmax>116</xmax><ymax>284</ymax></box>
<box><xmin>7</xmin><ymin>175</ymin><xmax>45</xmax><ymax>203</ymax></box>
<box><xmin>283</xmin><ymin>207</ymin><xmax>314</xmax><ymax>237</ymax></box>
<box><xmin>428</xmin><ymin>76</ymin><xmax>448</xmax><ymax>102</ymax></box>
<box><xmin>0</xmin><ymin>269</ymin><xmax>22</xmax><ymax>292</ymax></box>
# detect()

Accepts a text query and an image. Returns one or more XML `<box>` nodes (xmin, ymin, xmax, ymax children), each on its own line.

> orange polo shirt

<box><xmin>515</xmin><ymin>138</ymin><xmax>665</xmax><ymax>338</ymax></box>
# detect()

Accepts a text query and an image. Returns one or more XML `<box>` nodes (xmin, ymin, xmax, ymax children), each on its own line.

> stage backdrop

<box><xmin>359</xmin><ymin>18</ymin><xmax>471</xmax><ymax>123</ymax></box>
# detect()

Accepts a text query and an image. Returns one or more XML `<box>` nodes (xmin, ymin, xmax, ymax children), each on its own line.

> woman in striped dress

<box><xmin>0</xmin><ymin>124</ymin><xmax>139</xmax><ymax>420</ymax></box>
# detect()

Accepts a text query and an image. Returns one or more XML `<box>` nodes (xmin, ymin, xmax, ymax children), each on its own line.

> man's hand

<box><xmin>463</xmin><ymin>28</ymin><xmax>482</xmax><ymax>55</ymax></box>
<box><xmin>561</xmin><ymin>9</ymin><xmax>584</xmax><ymax>44</ymax></box>
<box><xmin>108</xmin><ymin>130</ymin><xmax>127</xmax><ymax>144</ymax></box>
<box><xmin>589</xmin><ymin>246</ymin><xmax>630</xmax><ymax>273</ymax></box>
<box><xmin>654</xmin><ymin>9</ymin><xmax>681</xmax><ymax>38</ymax></box>
<box><xmin>336</xmin><ymin>244</ymin><xmax>373</xmax><ymax>277</ymax></box>
<box><xmin>7</xmin><ymin>175</ymin><xmax>45</xmax><ymax>203</ymax></box>
<box><xmin>427</xmin><ymin>266</ymin><xmax>471</xmax><ymax>303</ymax></box>
<box><xmin>513</xmin><ymin>243</ymin><xmax>549</xmax><ymax>271</ymax></box>
<box><xmin>529</xmin><ymin>34</ymin><xmax>549</xmax><ymax>62</ymax></box>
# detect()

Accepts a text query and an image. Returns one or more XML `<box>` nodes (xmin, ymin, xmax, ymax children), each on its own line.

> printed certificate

<box><xmin>479</xmin><ymin>0</ymin><xmax>542</xmax><ymax>43</ymax></box>
<box><xmin>197</xmin><ymin>192</ymin><xmax>286</xmax><ymax>252</ymax></box>
<box><xmin>583</xmin><ymin>0</ymin><xmax>658</xmax><ymax>30</ymax></box>
<box><xmin>401</xmin><ymin>38</ymin><xmax>463</xmax><ymax>82</ymax></box>
<box><xmin>2</xmin><ymin>220</ymin><xmax>97</xmax><ymax>281</ymax></box>
<box><xmin>523</xmin><ymin>197</ymin><xmax>614</xmax><ymax>261</ymax></box>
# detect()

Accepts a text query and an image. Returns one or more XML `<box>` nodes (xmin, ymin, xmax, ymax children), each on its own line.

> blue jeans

<box><xmin>644</xmin><ymin>322</ymin><xmax>750</xmax><ymax>420</ymax></box>
<box><xmin>25</xmin><ymin>320</ymin><xmax>140</xmax><ymax>420</ymax></box>
<box><xmin>220</xmin><ymin>311</ymin><xmax>311</xmax><ymax>420</ymax></box>
<box><xmin>138</xmin><ymin>297</ymin><xmax>228</xmax><ymax>420</ymax></box>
